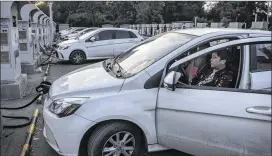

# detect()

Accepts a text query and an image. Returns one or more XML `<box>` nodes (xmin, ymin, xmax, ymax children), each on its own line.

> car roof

<box><xmin>96</xmin><ymin>27</ymin><xmax>135</xmax><ymax>31</ymax></box>
<box><xmin>173</xmin><ymin>28</ymin><xmax>271</xmax><ymax>36</ymax></box>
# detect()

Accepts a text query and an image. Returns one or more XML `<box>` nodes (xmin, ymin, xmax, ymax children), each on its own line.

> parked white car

<box><xmin>56</xmin><ymin>28</ymin><xmax>144</xmax><ymax>64</ymax></box>
<box><xmin>59</xmin><ymin>27</ymin><xmax>74</xmax><ymax>34</ymax></box>
<box><xmin>63</xmin><ymin>27</ymin><xmax>98</xmax><ymax>41</ymax></box>
<box><xmin>44</xmin><ymin>28</ymin><xmax>271</xmax><ymax>156</ymax></box>
<box><xmin>59</xmin><ymin>27</ymin><xmax>86</xmax><ymax>40</ymax></box>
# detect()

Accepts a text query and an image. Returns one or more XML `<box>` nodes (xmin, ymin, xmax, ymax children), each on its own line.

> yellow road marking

<box><xmin>20</xmin><ymin>144</ymin><xmax>29</xmax><ymax>156</ymax></box>
<box><xmin>28</xmin><ymin>124</ymin><xmax>35</xmax><ymax>134</ymax></box>
<box><xmin>33</xmin><ymin>109</ymin><xmax>39</xmax><ymax>117</ymax></box>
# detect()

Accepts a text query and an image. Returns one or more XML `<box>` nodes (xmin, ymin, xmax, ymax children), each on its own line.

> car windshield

<box><xmin>79</xmin><ymin>28</ymin><xmax>96</xmax><ymax>36</ymax></box>
<box><xmin>78</xmin><ymin>29</ymin><xmax>99</xmax><ymax>40</ymax></box>
<box><xmin>111</xmin><ymin>32</ymin><xmax>197</xmax><ymax>77</ymax></box>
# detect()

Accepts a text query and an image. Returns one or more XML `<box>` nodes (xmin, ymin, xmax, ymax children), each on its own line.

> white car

<box><xmin>44</xmin><ymin>28</ymin><xmax>271</xmax><ymax>156</ymax></box>
<box><xmin>59</xmin><ymin>27</ymin><xmax>77</xmax><ymax>36</ymax></box>
<box><xmin>59</xmin><ymin>27</ymin><xmax>74</xmax><ymax>34</ymax></box>
<box><xmin>59</xmin><ymin>27</ymin><xmax>86</xmax><ymax>39</ymax></box>
<box><xmin>64</xmin><ymin>27</ymin><xmax>98</xmax><ymax>40</ymax></box>
<box><xmin>56</xmin><ymin>28</ymin><xmax>144</xmax><ymax>64</ymax></box>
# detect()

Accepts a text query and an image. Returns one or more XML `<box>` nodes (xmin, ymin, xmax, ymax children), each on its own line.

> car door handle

<box><xmin>246</xmin><ymin>106</ymin><xmax>271</xmax><ymax>116</ymax></box>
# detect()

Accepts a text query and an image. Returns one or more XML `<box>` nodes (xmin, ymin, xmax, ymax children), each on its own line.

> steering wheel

<box><xmin>178</xmin><ymin>64</ymin><xmax>187</xmax><ymax>77</ymax></box>
<box><xmin>176</xmin><ymin>64</ymin><xmax>188</xmax><ymax>85</ymax></box>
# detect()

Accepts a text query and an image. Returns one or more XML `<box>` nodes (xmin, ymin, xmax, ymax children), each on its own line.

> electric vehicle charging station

<box><xmin>33</xmin><ymin>11</ymin><xmax>44</xmax><ymax>57</ymax></box>
<box><xmin>19</xmin><ymin>3</ymin><xmax>40</xmax><ymax>74</ymax></box>
<box><xmin>44</xmin><ymin>18</ymin><xmax>49</xmax><ymax>47</ymax></box>
<box><xmin>44</xmin><ymin>17</ymin><xmax>50</xmax><ymax>48</ymax></box>
<box><xmin>53</xmin><ymin>22</ymin><xmax>56</xmax><ymax>42</ymax></box>
<box><xmin>40</xmin><ymin>14</ymin><xmax>49</xmax><ymax>51</ymax></box>
<box><xmin>31</xmin><ymin>10</ymin><xmax>43</xmax><ymax>66</ymax></box>
<box><xmin>0</xmin><ymin>1</ymin><xmax>27</xmax><ymax>100</ymax></box>
<box><xmin>40</xmin><ymin>15</ymin><xmax>47</xmax><ymax>48</ymax></box>
<box><xmin>39</xmin><ymin>14</ymin><xmax>46</xmax><ymax>49</ymax></box>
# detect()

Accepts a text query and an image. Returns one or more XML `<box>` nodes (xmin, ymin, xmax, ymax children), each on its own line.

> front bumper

<box><xmin>56</xmin><ymin>49</ymin><xmax>69</xmax><ymax>60</ymax></box>
<box><xmin>43</xmin><ymin>97</ymin><xmax>95</xmax><ymax>156</ymax></box>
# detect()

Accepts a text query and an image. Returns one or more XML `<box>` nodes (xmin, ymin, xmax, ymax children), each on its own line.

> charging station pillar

<box><xmin>39</xmin><ymin>15</ymin><xmax>47</xmax><ymax>49</ymax></box>
<box><xmin>0</xmin><ymin>1</ymin><xmax>27</xmax><ymax>100</ymax></box>
<box><xmin>44</xmin><ymin>19</ymin><xmax>49</xmax><ymax>47</ymax></box>
<box><xmin>33</xmin><ymin>11</ymin><xmax>44</xmax><ymax>58</ymax></box>
<box><xmin>43</xmin><ymin>17</ymin><xmax>50</xmax><ymax>48</ymax></box>
<box><xmin>19</xmin><ymin>3</ymin><xmax>39</xmax><ymax>74</ymax></box>
<box><xmin>53</xmin><ymin>22</ymin><xmax>56</xmax><ymax>42</ymax></box>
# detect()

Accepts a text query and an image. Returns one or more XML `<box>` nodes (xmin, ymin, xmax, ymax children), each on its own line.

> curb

<box><xmin>20</xmin><ymin>108</ymin><xmax>39</xmax><ymax>156</ymax></box>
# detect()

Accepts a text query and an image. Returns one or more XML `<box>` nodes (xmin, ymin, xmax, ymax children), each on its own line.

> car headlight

<box><xmin>49</xmin><ymin>97</ymin><xmax>88</xmax><ymax>117</ymax></box>
<box><xmin>59</xmin><ymin>45</ymin><xmax>70</xmax><ymax>50</ymax></box>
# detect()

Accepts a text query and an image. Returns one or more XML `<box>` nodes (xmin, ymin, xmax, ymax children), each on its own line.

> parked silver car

<box><xmin>44</xmin><ymin>28</ymin><xmax>271</xmax><ymax>156</ymax></box>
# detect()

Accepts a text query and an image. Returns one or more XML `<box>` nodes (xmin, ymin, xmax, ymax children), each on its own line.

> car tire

<box><xmin>87</xmin><ymin>122</ymin><xmax>143</xmax><ymax>156</ymax></box>
<box><xmin>69</xmin><ymin>50</ymin><xmax>86</xmax><ymax>65</ymax></box>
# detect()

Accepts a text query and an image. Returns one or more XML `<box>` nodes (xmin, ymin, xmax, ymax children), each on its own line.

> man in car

<box><xmin>191</xmin><ymin>49</ymin><xmax>234</xmax><ymax>88</ymax></box>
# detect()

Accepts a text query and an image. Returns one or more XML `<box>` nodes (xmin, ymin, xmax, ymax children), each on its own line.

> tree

<box><xmin>221</xmin><ymin>17</ymin><xmax>231</xmax><ymax>27</ymax></box>
<box><xmin>135</xmin><ymin>1</ymin><xmax>165</xmax><ymax>24</ymax></box>
<box><xmin>162</xmin><ymin>2</ymin><xmax>205</xmax><ymax>23</ymax></box>
<box><xmin>207</xmin><ymin>1</ymin><xmax>268</xmax><ymax>28</ymax></box>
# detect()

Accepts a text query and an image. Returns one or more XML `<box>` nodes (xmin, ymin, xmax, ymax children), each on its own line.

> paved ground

<box><xmin>1</xmin><ymin>62</ymin><xmax>46</xmax><ymax>156</ymax></box>
<box><xmin>1</xmin><ymin>56</ymin><xmax>191</xmax><ymax>156</ymax></box>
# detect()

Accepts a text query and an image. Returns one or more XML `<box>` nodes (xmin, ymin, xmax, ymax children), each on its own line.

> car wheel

<box><xmin>87</xmin><ymin>122</ymin><xmax>142</xmax><ymax>156</ymax></box>
<box><xmin>69</xmin><ymin>50</ymin><xmax>86</xmax><ymax>65</ymax></box>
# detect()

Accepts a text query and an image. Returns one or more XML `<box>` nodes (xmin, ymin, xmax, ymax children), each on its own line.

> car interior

<box><xmin>174</xmin><ymin>38</ymin><xmax>242</xmax><ymax>89</ymax></box>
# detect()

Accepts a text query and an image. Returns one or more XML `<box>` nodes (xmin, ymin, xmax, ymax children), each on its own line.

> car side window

<box><xmin>172</xmin><ymin>45</ymin><xmax>242</xmax><ymax>89</ymax></box>
<box><xmin>97</xmin><ymin>30</ymin><xmax>114</xmax><ymax>41</ymax></box>
<box><xmin>250</xmin><ymin>43</ymin><xmax>271</xmax><ymax>72</ymax></box>
<box><xmin>129</xmin><ymin>31</ymin><xmax>138</xmax><ymax>38</ymax></box>
<box><xmin>144</xmin><ymin>37</ymin><xmax>240</xmax><ymax>89</ymax></box>
<box><xmin>115</xmin><ymin>30</ymin><xmax>132</xmax><ymax>39</ymax></box>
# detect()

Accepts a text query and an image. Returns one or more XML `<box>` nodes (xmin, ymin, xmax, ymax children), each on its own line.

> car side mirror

<box><xmin>90</xmin><ymin>37</ymin><xmax>96</xmax><ymax>42</ymax></box>
<box><xmin>163</xmin><ymin>71</ymin><xmax>182</xmax><ymax>91</ymax></box>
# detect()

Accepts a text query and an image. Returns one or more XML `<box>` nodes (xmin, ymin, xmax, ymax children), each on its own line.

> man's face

<box><xmin>210</xmin><ymin>52</ymin><xmax>226</xmax><ymax>68</ymax></box>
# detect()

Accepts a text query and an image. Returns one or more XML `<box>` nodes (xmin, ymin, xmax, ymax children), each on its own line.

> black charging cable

<box><xmin>0</xmin><ymin>81</ymin><xmax>52</xmax><ymax>128</ymax></box>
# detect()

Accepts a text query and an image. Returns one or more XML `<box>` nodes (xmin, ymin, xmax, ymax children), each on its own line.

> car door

<box><xmin>156</xmin><ymin>37</ymin><xmax>271</xmax><ymax>156</ymax></box>
<box><xmin>85</xmin><ymin>30</ymin><xmax>114</xmax><ymax>58</ymax></box>
<box><xmin>112</xmin><ymin>30</ymin><xmax>141</xmax><ymax>57</ymax></box>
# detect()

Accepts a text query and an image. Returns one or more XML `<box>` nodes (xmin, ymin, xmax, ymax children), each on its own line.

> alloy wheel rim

<box><xmin>102</xmin><ymin>131</ymin><xmax>135</xmax><ymax>156</ymax></box>
<box><xmin>73</xmin><ymin>53</ymin><xmax>83</xmax><ymax>63</ymax></box>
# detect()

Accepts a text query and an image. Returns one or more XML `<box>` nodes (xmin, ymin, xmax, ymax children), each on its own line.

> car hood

<box><xmin>49</xmin><ymin>61</ymin><xmax>124</xmax><ymax>98</ymax></box>
<box><xmin>68</xmin><ymin>33</ymin><xmax>78</xmax><ymax>37</ymax></box>
<box><xmin>58</xmin><ymin>39</ymin><xmax>79</xmax><ymax>46</ymax></box>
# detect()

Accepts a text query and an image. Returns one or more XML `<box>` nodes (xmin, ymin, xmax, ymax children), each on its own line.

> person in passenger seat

<box><xmin>185</xmin><ymin>43</ymin><xmax>211</xmax><ymax>77</ymax></box>
<box><xmin>191</xmin><ymin>49</ymin><xmax>234</xmax><ymax>88</ymax></box>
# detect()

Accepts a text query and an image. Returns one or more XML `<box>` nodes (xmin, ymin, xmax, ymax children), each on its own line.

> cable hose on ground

<box><xmin>1</xmin><ymin>81</ymin><xmax>52</xmax><ymax>128</ymax></box>
<box><xmin>0</xmin><ymin>94</ymin><xmax>41</xmax><ymax>110</ymax></box>
<box><xmin>2</xmin><ymin>115</ymin><xmax>32</xmax><ymax>128</ymax></box>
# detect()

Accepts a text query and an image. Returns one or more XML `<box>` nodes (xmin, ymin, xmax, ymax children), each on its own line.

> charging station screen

<box><xmin>0</xmin><ymin>33</ymin><xmax>8</xmax><ymax>45</ymax></box>
<box><xmin>19</xmin><ymin>31</ymin><xmax>27</xmax><ymax>39</ymax></box>
<box><xmin>19</xmin><ymin>43</ymin><xmax>27</xmax><ymax>51</ymax></box>
<box><xmin>1</xmin><ymin>51</ymin><xmax>9</xmax><ymax>63</ymax></box>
